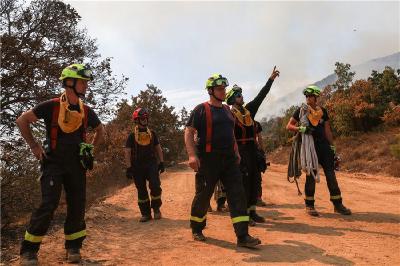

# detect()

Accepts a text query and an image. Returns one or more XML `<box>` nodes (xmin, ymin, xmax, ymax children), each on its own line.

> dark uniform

<box><xmin>21</xmin><ymin>99</ymin><xmax>100</xmax><ymax>254</ymax></box>
<box><xmin>125</xmin><ymin>130</ymin><xmax>162</xmax><ymax>216</ymax></box>
<box><xmin>187</xmin><ymin>103</ymin><xmax>249</xmax><ymax>238</ymax></box>
<box><xmin>254</xmin><ymin>121</ymin><xmax>264</xmax><ymax>201</ymax></box>
<box><xmin>292</xmin><ymin>107</ymin><xmax>342</xmax><ymax>206</ymax></box>
<box><xmin>233</xmin><ymin>79</ymin><xmax>273</xmax><ymax>217</ymax></box>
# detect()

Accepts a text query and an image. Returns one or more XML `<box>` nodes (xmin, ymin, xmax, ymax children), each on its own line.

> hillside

<box><xmin>264</xmin><ymin>52</ymin><xmax>400</xmax><ymax>118</ymax></box>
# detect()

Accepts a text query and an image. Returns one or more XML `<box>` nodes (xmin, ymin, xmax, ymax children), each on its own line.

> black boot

<box><xmin>249</xmin><ymin>219</ymin><xmax>257</xmax><ymax>227</ymax></box>
<box><xmin>334</xmin><ymin>204</ymin><xmax>352</xmax><ymax>215</ymax></box>
<box><xmin>256</xmin><ymin>198</ymin><xmax>267</xmax><ymax>207</ymax></box>
<box><xmin>250</xmin><ymin>210</ymin><xmax>266</xmax><ymax>223</ymax></box>
<box><xmin>237</xmin><ymin>234</ymin><xmax>261</xmax><ymax>248</ymax></box>
<box><xmin>192</xmin><ymin>231</ymin><xmax>206</xmax><ymax>241</ymax></box>
<box><xmin>139</xmin><ymin>215</ymin><xmax>152</xmax><ymax>222</ymax></box>
<box><xmin>306</xmin><ymin>205</ymin><xmax>319</xmax><ymax>217</ymax></box>
<box><xmin>66</xmin><ymin>248</ymin><xmax>81</xmax><ymax>263</ymax></box>
<box><xmin>217</xmin><ymin>204</ymin><xmax>229</xmax><ymax>212</ymax></box>
<box><xmin>20</xmin><ymin>251</ymin><xmax>38</xmax><ymax>266</ymax></box>
<box><xmin>153</xmin><ymin>209</ymin><xmax>162</xmax><ymax>220</ymax></box>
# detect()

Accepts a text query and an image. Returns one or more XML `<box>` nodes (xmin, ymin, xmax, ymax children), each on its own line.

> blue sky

<box><xmin>66</xmin><ymin>1</ymin><xmax>399</xmax><ymax>119</ymax></box>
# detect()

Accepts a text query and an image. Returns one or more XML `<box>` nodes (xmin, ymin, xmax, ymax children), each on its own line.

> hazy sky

<box><xmin>66</xmin><ymin>0</ymin><xmax>399</xmax><ymax>119</ymax></box>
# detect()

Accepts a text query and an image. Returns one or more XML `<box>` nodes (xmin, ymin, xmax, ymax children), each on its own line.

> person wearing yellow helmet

<box><xmin>16</xmin><ymin>63</ymin><xmax>104</xmax><ymax>265</ymax></box>
<box><xmin>185</xmin><ymin>73</ymin><xmax>261</xmax><ymax>248</ymax></box>
<box><xmin>225</xmin><ymin>66</ymin><xmax>280</xmax><ymax>225</ymax></box>
<box><xmin>59</xmin><ymin>63</ymin><xmax>93</xmax><ymax>98</ymax></box>
<box><xmin>286</xmin><ymin>85</ymin><xmax>351</xmax><ymax>217</ymax></box>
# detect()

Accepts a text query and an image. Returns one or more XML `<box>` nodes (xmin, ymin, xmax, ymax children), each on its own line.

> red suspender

<box><xmin>50</xmin><ymin>98</ymin><xmax>60</xmax><ymax>150</ymax></box>
<box><xmin>203</xmin><ymin>102</ymin><xmax>212</xmax><ymax>153</ymax></box>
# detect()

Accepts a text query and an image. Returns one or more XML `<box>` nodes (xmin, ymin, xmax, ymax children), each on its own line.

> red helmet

<box><xmin>132</xmin><ymin>108</ymin><xmax>149</xmax><ymax>121</ymax></box>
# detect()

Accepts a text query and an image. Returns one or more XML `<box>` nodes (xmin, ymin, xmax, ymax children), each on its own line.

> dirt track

<box><xmin>11</xmin><ymin>164</ymin><xmax>400</xmax><ymax>265</ymax></box>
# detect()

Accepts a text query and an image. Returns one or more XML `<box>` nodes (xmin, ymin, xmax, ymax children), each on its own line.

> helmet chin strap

<box><xmin>209</xmin><ymin>88</ymin><xmax>224</xmax><ymax>102</ymax></box>
<box><xmin>235</xmin><ymin>97</ymin><xmax>244</xmax><ymax>107</ymax></box>
<box><xmin>64</xmin><ymin>79</ymin><xmax>85</xmax><ymax>99</ymax></box>
<box><xmin>138</xmin><ymin>119</ymin><xmax>148</xmax><ymax>127</ymax></box>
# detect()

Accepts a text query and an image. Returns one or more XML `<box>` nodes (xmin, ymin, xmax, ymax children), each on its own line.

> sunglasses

<box><xmin>213</xmin><ymin>78</ymin><xmax>229</xmax><ymax>87</ymax></box>
<box><xmin>305</xmin><ymin>94</ymin><xmax>317</xmax><ymax>98</ymax></box>
<box><xmin>77</xmin><ymin>68</ymin><xmax>93</xmax><ymax>80</ymax></box>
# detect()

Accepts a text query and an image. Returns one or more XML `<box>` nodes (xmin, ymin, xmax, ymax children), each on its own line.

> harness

<box><xmin>130</xmin><ymin>127</ymin><xmax>155</xmax><ymax>163</ymax></box>
<box><xmin>50</xmin><ymin>98</ymin><xmax>88</xmax><ymax>150</ymax></box>
<box><xmin>202</xmin><ymin>102</ymin><xmax>233</xmax><ymax>153</ymax></box>
<box><xmin>231</xmin><ymin>106</ymin><xmax>257</xmax><ymax>145</ymax></box>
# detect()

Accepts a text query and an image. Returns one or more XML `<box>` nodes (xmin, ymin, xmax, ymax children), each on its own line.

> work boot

<box><xmin>306</xmin><ymin>205</ymin><xmax>319</xmax><ymax>217</ymax></box>
<box><xmin>66</xmin><ymin>248</ymin><xmax>81</xmax><ymax>263</ymax></box>
<box><xmin>249</xmin><ymin>219</ymin><xmax>256</xmax><ymax>227</ymax></box>
<box><xmin>334</xmin><ymin>204</ymin><xmax>352</xmax><ymax>215</ymax></box>
<box><xmin>256</xmin><ymin>198</ymin><xmax>267</xmax><ymax>207</ymax></box>
<box><xmin>217</xmin><ymin>204</ymin><xmax>229</xmax><ymax>212</ymax></box>
<box><xmin>250</xmin><ymin>211</ymin><xmax>266</xmax><ymax>223</ymax></box>
<box><xmin>237</xmin><ymin>234</ymin><xmax>261</xmax><ymax>248</ymax></box>
<box><xmin>153</xmin><ymin>209</ymin><xmax>162</xmax><ymax>220</ymax></box>
<box><xmin>192</xmin><ymin>231</ymin><xmax>206</xmax><ymax>242</ymax></box>
<box><xmin>139</xmin><ymin>215</ymin><xmax>152</xmax><ymax>222</ymax></box>
<box><xmin>20</xmin><ymin>251</ymin><xmax>38</xmax><ymax>266</ymax></box>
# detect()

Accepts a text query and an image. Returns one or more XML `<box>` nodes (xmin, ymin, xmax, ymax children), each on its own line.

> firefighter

<box><xmin>225</xmin><ymin>66</ymin><xmax>280</xmax><ymax>224</ymax></box>
<box><xmin>185</xmin><ymin>74</ymin><xmax>261</xmax><ymax>248</ymax></box>
<box><xmin>286</xmin><ymin>85</ymin><xmax>351</xmax><ymax>216</ymax></box>
<box><xmin>16</xmin><ymin>64</ymin><xmax>104</xmax><ymax>265</ymax></box>
<box><xmin>125</xmin><ymin>108</ymin><xmax>165</xmax><ymax>222</ymax></box>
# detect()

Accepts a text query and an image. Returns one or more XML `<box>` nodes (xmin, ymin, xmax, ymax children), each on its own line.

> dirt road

<box><xmin>11</xmin><ymin>164</ymin><xmax>400</xmax><ymax>265</ymax></box>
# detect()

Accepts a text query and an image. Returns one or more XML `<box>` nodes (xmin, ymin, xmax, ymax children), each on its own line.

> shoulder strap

<box><xmin>203</xmin><ymin>102</ymin><xmax>212</xmax><ymax>153</ymax></box>
<box><xmin>231</xmin><ymin>107</ymin><xmax>246</xmax><ymax>144</ymax></box>
<box><xmin>50</xmin><ymin>98</ymin><xmax>60</xmax><ymax>150</ymax></box>
<box><xmin>299</xmin><ymin>104</ymin><xmax>307</xmax><ymax>118</ymax></box>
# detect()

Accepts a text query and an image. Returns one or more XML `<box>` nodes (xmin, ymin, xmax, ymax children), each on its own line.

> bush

<box><xmin>390</xmin><ymin>134</ymin><xmax>400</xmax><ymax>159</ymax></box>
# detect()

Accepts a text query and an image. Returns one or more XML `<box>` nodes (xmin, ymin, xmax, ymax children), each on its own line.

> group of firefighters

<box><xmin>16</xmin><ymin>64</ymin><xmax>351</xmax><ymax>265</ymax></box>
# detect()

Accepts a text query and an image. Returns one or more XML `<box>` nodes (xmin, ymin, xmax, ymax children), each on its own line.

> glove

<box><xmin>256</xmin><ymin>149</ymin><xmax>267</xmax><ymax>173</ymax></box>
<box><xmin>158</xmin><ymin>162</ymin><xmax>165</xmax><ymax>173</ymax></box>
<box><xmin>79</xmin><ymin>143</ymin><xmax>94</xmax><ymax>170</ymax></box>
<box><xmin>298</xmin><ymin>126</ymin><xmax>307</xmax><ymax>133</ymax></box>
<box><xmin>299</xmin><ymin>126</ymin><xmax>313</xmax><ymax>134</ymax></box>
<box><xmin>126</xmin><ymin>167</ymin><xmax>134</xmax><ymax>179</ymax></box>
<box><xmin>330</xmin><ymin>145</ymin><xmax>336</xmax><ymax>155</ymax></box>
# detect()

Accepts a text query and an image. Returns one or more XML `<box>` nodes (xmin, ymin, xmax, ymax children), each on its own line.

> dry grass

<box><xmin>268</xmin><ymin>128</ymin><xmax>400</xmax><ymax>177</ymax></box>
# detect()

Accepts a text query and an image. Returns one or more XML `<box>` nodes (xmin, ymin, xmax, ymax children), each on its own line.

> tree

<box><xmin>332</xmin><ymin>62</ymin><xmax>355</xmax><ymax>91</ymax></box>
<box><xmin>261</xmin><ymin>105</ymin><xmax>299</xmax><ymax>151</ymax></box>
<box><xmin>0</xmin><ymin>0</ymin><xmax>128</xmax><ymax>135</ymax></box>
<box><xmin>178</xmin><ymin>106</ymin><xmax>190</xmax><ymax>128</ymax></box>
<box><xmin>111</xmin><ymin>85</ymin><xmax>186</xmax><ymax>163</ymax></box>
<box><xmin>0</xmin><ymin>0</ymin><xmax>127</xmax><ymax>226</ymax></box>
